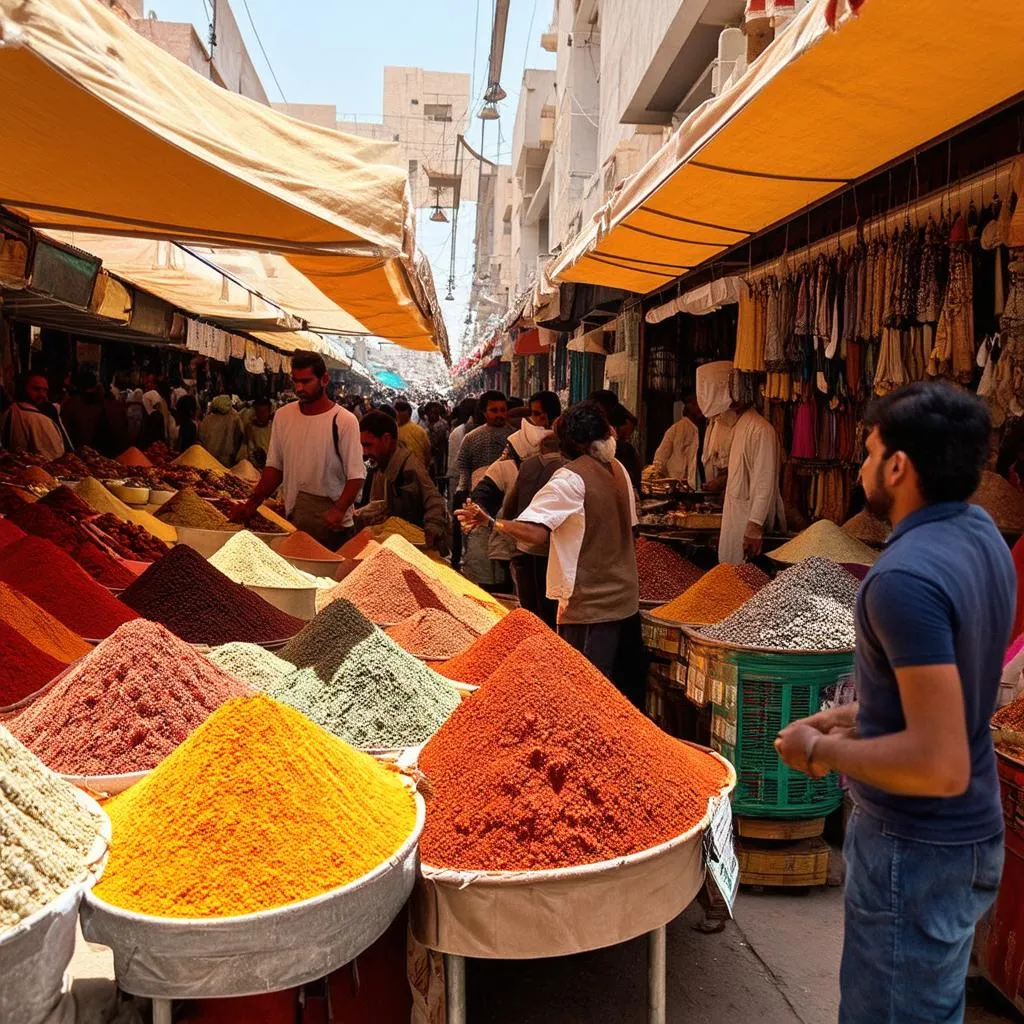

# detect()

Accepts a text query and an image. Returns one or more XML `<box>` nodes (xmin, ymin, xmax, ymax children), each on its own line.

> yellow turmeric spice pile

<box><xmin>94</xmin><ymin>695</ymin><xmax>417</xmax><ymax>918</ymax></box>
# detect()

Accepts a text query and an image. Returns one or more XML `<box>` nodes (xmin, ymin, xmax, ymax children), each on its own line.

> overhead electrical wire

<box><xmin>240</xmin><ymin>0</ymin><xmax>288</xmax><ymax>104</ymax></box>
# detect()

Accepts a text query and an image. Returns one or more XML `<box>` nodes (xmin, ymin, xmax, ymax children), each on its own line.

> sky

<box><xmin>145</xmin><ymin>0</ymin><xmax>557</xmax><ymax>365</ymax></box>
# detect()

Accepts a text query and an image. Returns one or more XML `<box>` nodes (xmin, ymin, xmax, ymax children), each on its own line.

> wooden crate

<box><xmin>737</xmin><ymin>837</ymin><xmax>831</xmax><ymax>888</ymax></box>
<box><xmin>736</xmin><ymin>817</ymin><xmax>826</xmax><ymax>840</ymax></box>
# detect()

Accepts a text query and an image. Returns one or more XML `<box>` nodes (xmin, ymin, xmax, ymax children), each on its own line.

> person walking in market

<box><xmin>358</xmin><ymin>410</ymin><xmax>450</xmax><ymax>555</ymax></box>
<box><xmin>775</xmin><ymin>382</ymin><xmax>1014</xmax><ymax>1024</ymax></box>
<box><xmin>232</xmin><ymin>351</ymin><xmax>365</xmax><ymax>550</ymax></box>
<box><xmin>394</xmin><ymin>399</ymin><xmax>431</xmax><ymax>467</ymax></box>
<box><xmin>457</xmin><ymin>400</ymin><xmax>639</xmax><ymax>693</ymax></box>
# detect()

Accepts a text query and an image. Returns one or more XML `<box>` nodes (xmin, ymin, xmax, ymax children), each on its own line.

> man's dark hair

<box><xmin>453</xmin><ymin>396</ymin><xmax>477</xmax><ymax>427</ymax></box>
<box><xmin>556</xmin><ymin>400</ymin><xmax>610</xmax><ymax>459</ymax></box>
<box><xmin>394</xmin><ymin>399</ymin><xmax>412</xmax><ymax>415</ymax></box>
<box><xmin>507</xmin><ymin>396</ymin><xmax>524</xmax><ymax>410</ymax></box>
<box><xmin>359</xmin><ymin>411</ymin><xmax>399</xmax><ymax>440</ymax></box>
<box><xmin>291</xmin><ymin>350</ymin><xmax>327</xmax><ymax>378</ymax></box>
<box><xmin>529</xmin><ymin>390</ymin><xmax>562</xmax><ymax>423</ymax></box>
<box><xmin>588</xmin><ymin>388</ymin><xmax>619</xmax><ymax>415</ymax></box>
<box><xmin>376</xmin><ymin>404</ymin><xmax>397</xmax><ymax>420</ymax></box>
<box><xmin>607</xmin><ymin>403</ymin><xmax>632</xmax><ymax>429</ymax></box>
<box><xmin>16</xmin><ymin>370</ymin><xmax>49</xmax><ymax>401</ymax></box>
<box><xmin>477</xmin><ymin>390</ymin><xmax>507</xmax><ymax>419</ymax></box>
<box><xmin>864</xmin><ymin>382</ymin><xmax>990</xmax><ymax>503</ymax></box>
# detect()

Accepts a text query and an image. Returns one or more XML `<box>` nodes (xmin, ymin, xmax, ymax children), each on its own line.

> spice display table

<box><xmin>82</xmin><ymin>790</ymin><xmax>425</xmax><ymax>1003</ymax></box>
<box><xmin>412</xmin><ymin>754</ymin><xmax>735</xmax><ymax>1024</ymax></box>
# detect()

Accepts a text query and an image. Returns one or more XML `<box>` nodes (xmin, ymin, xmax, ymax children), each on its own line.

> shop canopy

<box><xmin>0</xmin><ymin>0</ymin><xmax>446</xmax><ymax>354</ymax></box>
<box><xmin>551</xmin><ymin>0</ymin><xmax>1024</xmax><ymax>294</ymax></box>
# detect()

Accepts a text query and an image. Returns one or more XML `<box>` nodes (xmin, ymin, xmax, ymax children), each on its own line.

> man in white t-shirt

<box><xmin>233</xmin><ymin>352</ymin><xmax>365</xmax><ymax>549</ymax></box>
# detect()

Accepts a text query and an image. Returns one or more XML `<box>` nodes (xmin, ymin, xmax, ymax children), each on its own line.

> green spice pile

<box><xmin>0</xmin><ymin>725</ymin><xmax>104</xmax><ymax>934</ymax></box>
<box><xmin>272</xmin><ymin>599</ymin><xmax>460</xmax><ymax>749</ymax></box>
<box><xmin>206</xmin><ymin>642</ymin><xmax>297</xmax><ymax>692</ymax></box>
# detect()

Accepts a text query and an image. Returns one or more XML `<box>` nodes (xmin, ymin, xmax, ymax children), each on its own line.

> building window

<box><xmin>423</xmin><ymin>103</ymin><xmax>453</xmax><ymax>122</ymax></box>
<box><xmin>408</xmin><ymin>159</ymin><xmax>419</xmax><ymax>181</ymax></box>
<box><xmin>503</xmin><ymin>219</ymin><xmax>512</xmax><ymax>236</ymax></box>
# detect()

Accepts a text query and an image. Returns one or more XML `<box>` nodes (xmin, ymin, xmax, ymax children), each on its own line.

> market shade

<box><xmin>0</xmin><ymin>0</ymin><xmax>446</xmax><ymax>355</ymax></box>
<box><xmin>550</xmin><ymin>0</ymin><xmax>1024</xmax><ymax>294</ymax></box>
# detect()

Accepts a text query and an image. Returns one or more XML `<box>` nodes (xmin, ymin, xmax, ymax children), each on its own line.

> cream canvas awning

<box><xmin>552</xmin><ymin>0</ymin><xmax>1024</xmax><ymax>294</ymax></box>
<box><xmin>0</xmin><ymin>0</ymin><xmax>446</xmax><ymax>355</ymax></box>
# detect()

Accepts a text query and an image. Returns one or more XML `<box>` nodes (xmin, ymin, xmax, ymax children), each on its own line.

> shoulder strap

<box><xmin>331</xmin><ymin>406</ymin><xmax>343</xmax><ymax>464</ymax></box>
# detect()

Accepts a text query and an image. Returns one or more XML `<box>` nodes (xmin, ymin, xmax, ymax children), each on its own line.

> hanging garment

<box><xmin>734</xmin><ymin>282</ymin><xmax>763</xmax><ymax>371</ymax></box>
<box><xmin>875</xmin><ymin>328</ymin><xmax>910</xmax><ymax>395</ymax></box>
<box><xmin>765</xmin><ymin>277</ymin><xmax>786</xmax><ymax>370</ymax></box>
<box><xmin>870</xmin><ymin>237</ymin><xmax>889</xmax><ymax>340</ymax></box>
<box><xmin>791</xmin><ymin>396</ymin><xmax>817</xmax><ymax>459</ymax></box>
<box><xmin>916</xmin><ymin>218</ymin><xmax>943</xmax><ymax>323</ymax></box>
<box><xmin>932</xmin><ymin>216</ymin><xmax>975</xmax><ymax>384</ymax></box>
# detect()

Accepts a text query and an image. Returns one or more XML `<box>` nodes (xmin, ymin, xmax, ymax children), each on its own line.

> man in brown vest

<box><xmin>458</xmin><ymin>401</ymin><xmax>639</xmax><ymax>681</ymax></box>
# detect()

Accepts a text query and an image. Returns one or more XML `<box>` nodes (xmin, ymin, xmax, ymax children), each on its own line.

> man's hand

<box><xmin>454</xmin><ymin>501</ymin><xmax>490</xmax><ymax>533</ymax></box>
<box><xmin>775</xmin><ymin>722</ymin><xmax>830</xmax><ymax>779</ymax></box>
<box><xmin>425</xmin><ymin>528</ymin><xmax>450</xmax><ymax>557</ymax></box>
<box><xmin>323</xmin><ymin>504</ymin><xmax>347</xmax><ymax>532</ymax></box>
<box><xmin>230</xmin><ymin>498</ymin><xmax>258</xmax><ymax>524</ymax></box>
<box><xmin>795</xmin><ymin>703</ymin><xmax>859</xmax><ymax>736</ymax></box>
<box><xmin>743</xmin><ymin>520</ymin><xmax>764</xmax><ymax>557</ymax></box>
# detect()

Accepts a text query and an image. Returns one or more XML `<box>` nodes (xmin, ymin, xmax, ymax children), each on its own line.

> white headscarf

<box><xmin>696</xmin><ymin>360</ymin><xmax>734</xmax><ymax>419</ymax></box>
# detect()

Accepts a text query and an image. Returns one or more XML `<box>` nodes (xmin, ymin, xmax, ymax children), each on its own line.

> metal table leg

<box><xmin>648</xmin><ymin>925</ymin><xmax>667</xmax><ymax>1024</ymax></box>
<box><xmin>151</xmin><ymin>998</ymin><xmax>173</xmax><ymax>1024</ymax></box>
<box><xmin>445</xmin><ymin>953</ymin><xmax>467</xmax><ymax>1024</ymax></box>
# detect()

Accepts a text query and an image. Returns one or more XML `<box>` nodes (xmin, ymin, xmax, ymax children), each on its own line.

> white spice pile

<box><xmin>209</xmin><ymin>531</ymin><xmax>335</xmax><ymax>589</ymax></box>
<box><xmin>0</xmin><ymin>725</ymin><xmax>104</xmax><ymax>934</ymax></box>
<box><xmin>206</xmin><ymin>642</ymin><xmax>296</xmax><ymax>692</ymax></box>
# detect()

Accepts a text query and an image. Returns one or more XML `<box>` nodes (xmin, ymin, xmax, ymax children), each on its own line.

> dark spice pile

<box><xmin>38</xmin><ymin>485</ymin><xmax>96</xmax><ymax>521</ymax></box>
<box><xmin>6</xmin><ymin>503</ymin><xmax>135</xmax><ymax>589</ymax></box>
<box><xmin>279</xmin><ymin>598</ymin><xmax>376</xmax><ymax>680</ymax></box>
<box><xmin>634</xmin><ymin>537</ymin><xmax>705</xmax><ymax>602</ymax></box>
<box><xmin>119</xmin><ymin>544</ymin><xmax>303</xmax><ymax>645</ymax></box>
<box><xmin>0</xmin><ymin>619</ymin><xmax>65</xmax><ymax>708</ymax></box>
<box><xmin>0</xmin><ymin>537</ymin><xmax>138</xmax><ymax>639</ymax></box>
<box><xmin>0</xmin><ymin>516</ymin><xmax>26</xmax><ymax>550</ymax></box>
<box><xmin>89</xmin><ymin>514</ymin><xmax>168</xmax><ymax>563</ymax></box>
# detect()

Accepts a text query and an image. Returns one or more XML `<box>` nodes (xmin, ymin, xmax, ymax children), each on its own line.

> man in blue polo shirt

<box><xmin>776</xmin><ymin>381</ymin><xmax>1014</xmax><ymax>1024</ymax></box>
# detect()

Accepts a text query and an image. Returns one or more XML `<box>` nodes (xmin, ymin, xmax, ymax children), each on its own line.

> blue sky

<box><xmin>145</xmin><ymin>0</ymin><xmax>556</xmax><ymax>360</ymax></box>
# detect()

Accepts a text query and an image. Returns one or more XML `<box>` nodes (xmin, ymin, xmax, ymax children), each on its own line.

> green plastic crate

<box><xmin>690</xmin><ymin>638</ymin><xmax>853</xmax><ymax>818</ymax></box>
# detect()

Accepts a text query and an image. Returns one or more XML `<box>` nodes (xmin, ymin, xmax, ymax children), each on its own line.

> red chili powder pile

<box><xmin>273</xmin><ymin>530</ymin><xmax>344</xmax><ymax>561</ymax></box>
<box><xmin>419</xmin><ymin>631</ymin><xmax>730</xmax><ymax>870</ymax></box>
<box><xmin>7</xmin><ymin>501</ymin><xmax>135</xmax><ymax>589</ymax></box>
<box><xmin>9</xmin><ymin>619</ymin><xmax>251</xmax><ymax>775</ymax></box>
<box><xmin>635</xmin><ymin>537</ymin><xmax>705</xmax><ymax>603</ymax></box>
<box><xmin>385</xmin><ymin>608</ymin><xmax>480</xmax><ymax>661</ymax></box>
<box><xmin>0</xmin><ymin>536</ymin><xmax>139</xmax><ymax>639</ymax></box>
<box><xmin>0</xmin><ymin>581</ymin><xmax>91</xmax><ymax>664</ymax></box>
<box><xmin>119</xmin><ymin>544</ymin><xmax>303</xmax><ymax>645</ymax></box>
<box><xmin>337</xmin><ymin>527</ymin><xmax>378</xmax><ymax>559</ymax></box>
<box><xmin>436</xmin><ymin>608</ymin><xmax>550</xmax><ymax>686</ymax></box>
<box><xmin>0</xmin><ymin>515</ymin><xmax>26</xmax><ymax>550</ymax></box>
<box><xmin>0</xmin><ymin>619</ymin><xmax>65</xmax><ymax>708</ymax></box>
<box><xmin>321</xmin><ymin>549</ymin><xmax>496</xmax><ymax>634</ymax></box>
<box><xmin>650</xmin><ymin>563</ymin><xmax>769</xmax><ymax>625</ymax></box>
<box><xmin>38</xmin><ymin>484</ymin><xmax>96</xmax><ymax>521</ymax></box>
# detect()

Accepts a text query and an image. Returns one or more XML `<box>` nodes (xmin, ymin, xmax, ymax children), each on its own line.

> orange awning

<box><xmin>552</xmin><ymin>0</ymin><xmax>1024</xmax><ymax>294</ymax></box>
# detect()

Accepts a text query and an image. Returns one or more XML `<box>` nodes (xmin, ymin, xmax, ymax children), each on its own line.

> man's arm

<box><xmin>324</xmin><ymin>477</ymin><xmax>364</xmax><ymax>530</ymax></box>
<box><xmin>496</xmin><ymin>518</ymin><xmax>550</xmax><ymax>548</ymax></box>
<box><xmin>232</xmin><ymin>466</ymin><xmax>283</xmax><ymax>520</ymax></box>
<box><xmin>325</xmin><ymin>410</ymin><xmax>366</xmax><ymax>529</ymax></box>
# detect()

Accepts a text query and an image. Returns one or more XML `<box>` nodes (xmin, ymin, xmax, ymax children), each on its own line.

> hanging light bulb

<box><xmin>478</xmin><ymin>101</ymin><xmax>500</xmax><ymax>121</ymax></box>
<box><xmin>484</xmin><ymin>81</ymin><xmax>507</xmax><ymax>103</ymax></box>
<box><xmin>445</xmin><ymin>290</ymin><xmax>455</xmax><ymax>301</ymax></box>
<box><xmin>430</xmin><ymin>205</ymin><xmax>449</xmax><ymax>223</ymax></box>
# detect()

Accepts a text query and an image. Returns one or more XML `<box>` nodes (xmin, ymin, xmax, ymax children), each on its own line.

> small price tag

<box><xmin>703</xmin><ymin>795</ymin><xmax>739</xmax><ymax>916</ymax></box>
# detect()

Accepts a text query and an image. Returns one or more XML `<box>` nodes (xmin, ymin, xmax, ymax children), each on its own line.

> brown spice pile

<box><xmin>651</xmin><ymin>563</ymin><xmax>769</xmax><ymax>625</ymax></box>
<box><xmin>155</xmin><ymin>487</ymin><xmax>238</xmax><ymax>530</ymax></box>
<box><xmin>767</xmin><ymin>519</ymin><xmax>878</xmax><ymax>567</ymax></box>
<box><xmin>385</xmin><ymin>608</ymin><xmax>479</xmax><ymax>661</ymax></box>
<box><xmin>635</xmin><ymin>536</ymin><xmax>704</xmax><ymax>602</ymax></box>
<box><xmin>274</xmin><ymin>531</ymin><xmax>344</xmax><ymax>561</ymax></box>
<box><xmin>971</xmin><ymin>471</ymin><xmax>1024</xmax><ymax>532</ymax></box>
<box><xmin>842</xmin><ymin>508</ymin><xmax>891</xmax><ymax>546</ymax></box>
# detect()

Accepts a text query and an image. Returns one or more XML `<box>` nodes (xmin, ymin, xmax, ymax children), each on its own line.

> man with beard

<box><xmin>233</xmin><ymin>351</ymin><xmax>364</xmax><ymax>548</ymax></box>
<box><xmin>1</xmin><ymin>370</ymin><xmax>68</xmax><ymax>460</ymax></box>
<box><xmin>458</xmin><ymin>400</ymin><xmax>638</xmax><ymax>682</ymax></box>
<box><xmin>775</xmin><ymin>382</ymin><xmax>1013</xmax><ymax>1024</ymax></box>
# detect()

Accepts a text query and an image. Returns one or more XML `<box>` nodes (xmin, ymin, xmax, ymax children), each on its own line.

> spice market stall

<box><xmin>412</xmin><ymin>629</ymin><xmax>735</xmax><ymax>1023</ymax></box>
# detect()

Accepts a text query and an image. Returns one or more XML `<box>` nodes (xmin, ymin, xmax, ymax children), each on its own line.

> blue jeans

<box><xmin>839</xmin><ymin>806</ymin><xmax>1004</xmax><ymax>1024</ymax></box>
